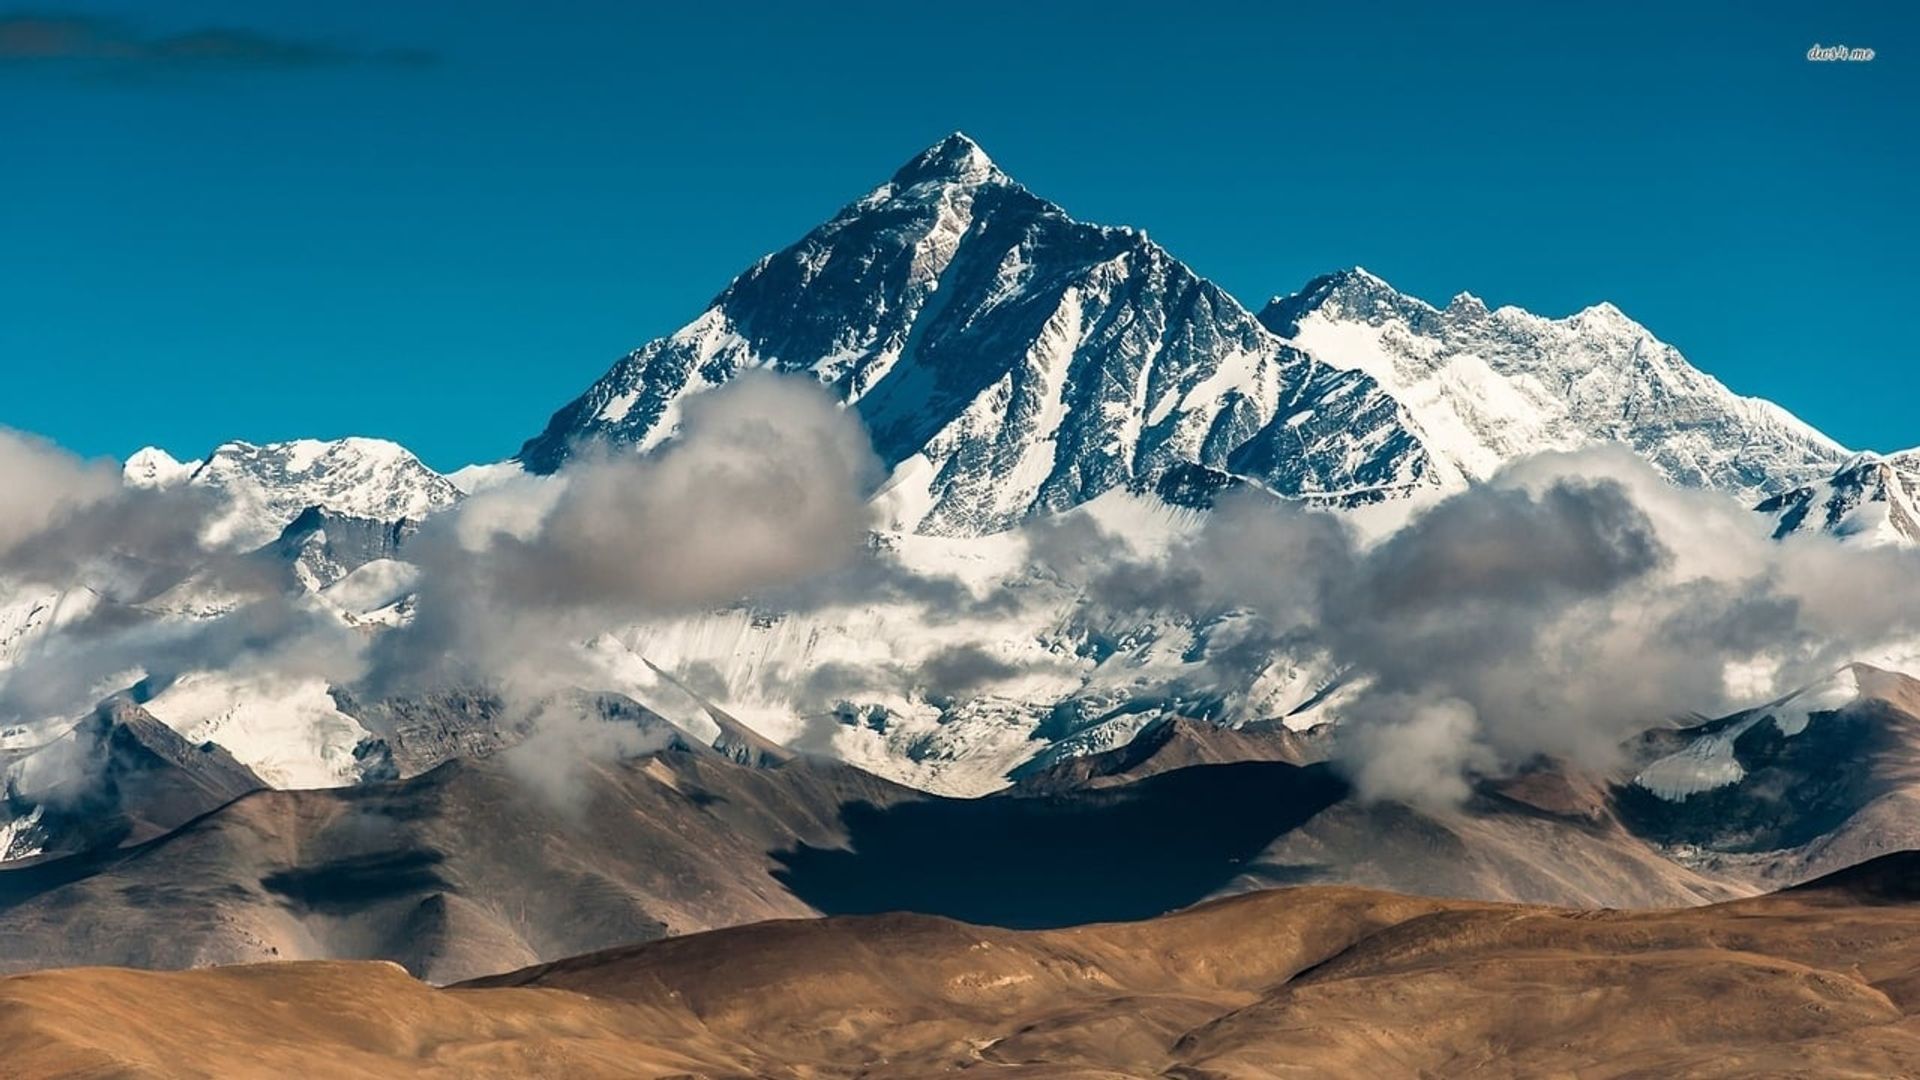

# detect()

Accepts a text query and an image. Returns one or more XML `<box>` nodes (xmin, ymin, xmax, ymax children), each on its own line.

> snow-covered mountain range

<box><xmin>3</xmin><ymin>132</ymin><xmax>1909</xmax><ymax>823</ymax></box>
<box><xmin>119</xmin><ymin>135</ymin><xmax>1870</xmax><ymax>556</ymax></box>
<box><xmin>150</xmin><ymin>438</ymin><xmax>459</xmax><ymax>549</ymax></box>
<box><xmin>516</xmin><ymin>135</ymin><xmax>1853</xmax><ymax>536</ymax></box>
<box><xmin>1261</xmin><ymin>268</ymin><xmax>1846</xmax><ymax>500</ymax></box>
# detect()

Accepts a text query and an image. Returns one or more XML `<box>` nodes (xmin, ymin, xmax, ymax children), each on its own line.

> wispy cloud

<box><xmin>0</xmin><ymin>12</ymin><xmax>434</xmax><ymax>73</ymax></box>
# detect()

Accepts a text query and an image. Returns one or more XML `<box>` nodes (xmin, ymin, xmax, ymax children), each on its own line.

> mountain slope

<box><xmin>0</xmin><ymin>745</ymin><xmax>915</xmax><ymax>984</ymax></box>
<box><xmin>1616</xmin><ymin>664</ymin><xmax>1920</xmax><ymax>887</ymax></box>
<box><xmin>255</xmin><ymin>506</ymin><xmax>418</xmax><ymax>594</ymax></box>
<box><xmin>1757</xmin><ymin>450</ymin><xmax>1920</xmax><ymax>546</ymax></box>
<box><xmin>0</xmin><ymin>700</ymin><xmax>264</xmax><ymax>862</ymax></box>
<box><xmin>0</xmin><ymin>715</ymin><xmax>1745</xmax><ymax>983</ymax></box>
<box><xmin>1011</xmin><ymin>714</ymin><xmax>1329</xmax><ymax>791</ymax></box>
<box><xmin>9</xmin><ymin>858</ymin><xmax>1920</xmax><ymax>1079</ymax></box>
<box><xmin>1261</xmin><ymin>268</ymin><xmax>1848</xmax><ymax>499</ymax></box>
<box><xmin>518</xmin><ymin>134</ymin><xmax>1436</xmax><ymax>534</ymax></box>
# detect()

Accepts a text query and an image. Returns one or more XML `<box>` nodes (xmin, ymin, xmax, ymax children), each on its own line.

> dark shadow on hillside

<box><xmin>1615</xmin><ymin>701</ymin><xmax>1902</xmax><ymax>854</ymax></box>
<box><xmin>771</xmin><ymin>760</ymin><xmax>1348</xmax><ymax>928</ymax></box>
<box><xmin>262</xmin><ymin>849</ymin><xmax>448</xmax><ymax>913</ymax></box>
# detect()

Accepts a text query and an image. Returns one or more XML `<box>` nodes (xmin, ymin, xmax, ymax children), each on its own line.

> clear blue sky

<box><xmin>3</xmin><ymin>1</ymin><xmax>1914</xmax><ymax>468</ymax></box>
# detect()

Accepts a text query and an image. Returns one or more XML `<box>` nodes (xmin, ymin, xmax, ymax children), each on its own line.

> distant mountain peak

<box><xmin>123</xmin><ymin>447</ymin><xmax>196</xmax><ymax>489</ymax></box>
<box><xmin>1260</xmin><ymin>267</ymin><xmax>1846</xmax><ymax>498</ymax></box>
<box><xmin>1567</xmin><ymin>299</ymin><xmax>1637</xmax><ymax>330</ymax></box>
<box><xmin>1262</xmin><ymin>267</ymin><xmax>1428</xmax><ymax>336</ymax></box>
<box><xmin>887</xmin><ymin>131</ymin><xmax>1005</xmax><ymax>190</ymax></box>
<box><xmin>191</xmin><ymin>437</ymin><xmax>460</xmax><ymax>548</ymax></box>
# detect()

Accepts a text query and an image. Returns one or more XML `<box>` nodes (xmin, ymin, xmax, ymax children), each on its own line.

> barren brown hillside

<box><xmin>4</xmin><ymin>853</ymin><xmax>1920</xmax><ymax>1078</ymax></box>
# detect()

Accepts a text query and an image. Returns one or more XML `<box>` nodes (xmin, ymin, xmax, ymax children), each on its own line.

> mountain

<box><xmin>1</xmin><ymin>444</ymin><xmax>448</xmax><ymax>672</ymax></box>
<box><xmin>1616</xmin><ymin>664</ymin><xmax>1920</xmax><ymax>887</ymax></box>
<box><xmin>9</xmin><ymin>650</ymin><xmax>1904</xmax><ymax>968</ymax></box>
<box><xmin>517</xmin><ymin>134</ymin><xmax>1436</xmax><ymax>534</ymax></box>
<box><xmin>0</xmin><ymin>516</ymin><xmax>423</xmax><ymax>800</ymax></box>
<box><xmin>132</xmin><ymin>437</ymin><xmax>461</xmax><ymax>550</ymax></box>
<box><xmin>0</xmin><ymin>710</ymin><xmax>1750</xmax><ymax>983</ymax></box>
<box><xmin>10</xmin><ymin>856</ymin><xmax>1920</xmax><ymax>1078</ymax></box>
<box><xmin>1260</xmin><ymin>268</ymin><xmax>1848</xmax><ymax>500</ymax></box>
<box><xmin>0</xmin><ymin>739</ymin><xmax>920</xmax><ymax>983</ymax></box>
<box><xmin>255</xmin><ymin>505</ymin><xmax>418</xmax><ymax>594</ymax></box>
<box><xmin>486</xmin><ymin>133</ymin><xmax>1866</xmax><ymax>793</ymax></box>
<box><xmin>514</xmin><ymin>134</ymin><xmax>1855</xmax><ymax>537</ymax></box>
<box><xmin>1010</xmin><ymin>713</ymin><xmax>1329</xmax><ymax>791</ymax></box>
<box><xmin>0</xmin><ymin>699</ymin><xmax>264</xmax><ymax>863</ymax></box>
<box><xmin>121</xmin><ymin>446</ymin><xmax>198</xmax><ymax>489</ymax></box>
<box><xmin>1756</xmin><ymin>450</ymin><xmax>1920</xmax><ymax>546</ymax></box>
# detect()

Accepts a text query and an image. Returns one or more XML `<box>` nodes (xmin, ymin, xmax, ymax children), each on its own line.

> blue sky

<box><xmin>3</xmin><ymin>1</ymin><xmax>1914</xmax><ymax>469</ymax></box>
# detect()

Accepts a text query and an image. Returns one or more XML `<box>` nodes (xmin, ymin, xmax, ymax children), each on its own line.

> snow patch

<box><xmin>142</xmin><ymin>673</ymin><xmax>374</xmax><ymax>789</ymax></box>
<box><xmin>1634</xmin><ymin>715</ymin><xmax>1760</xmax><ymax>801</ymax></box>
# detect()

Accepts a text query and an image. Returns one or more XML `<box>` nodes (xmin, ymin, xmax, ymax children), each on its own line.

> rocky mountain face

<box><xmin>1261</xmin><ymin>268</ymin><xmax>1848</xmax><ymax>500</ymax></box>
<box><xmin>516</xmin><ymin>134</ymin><xmax>1436</xmax><ymax>534</ymax></box>
<box><xmin>520</xmin><ymin>137</ymin><xmax>1854</xmax><ymax>542</ymax></box>
<box><xmin>258</xmin><ymin>506</ymin><xmax>418</xmax><ymax>594</ymax></box>
<box><xmin>1616</xmin><ymin>664</ymin><xmax>1920</xmax><ymax>886</ymax></box>
<box><xmin>1756</xmin><ymin>451</ymin><xmax>1920</xmax><ymax>546</ymax></box>
<box><xmin>0</xmin><ymin>699</ymin><xmax>264</xmax><ymax>863</ymax></box>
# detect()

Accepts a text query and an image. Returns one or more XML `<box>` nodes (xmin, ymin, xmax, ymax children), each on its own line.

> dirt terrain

<box><xmin>5</xmin><ymin>852</ymin><xmax>1920</xmax><ymax>1078</ymax></box>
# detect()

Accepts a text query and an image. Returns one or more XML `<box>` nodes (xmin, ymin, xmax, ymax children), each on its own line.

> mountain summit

<box><xmin>887</xmin><ymin>131</ymin><xmax>1006</xmax><ymax>188</ymax></box>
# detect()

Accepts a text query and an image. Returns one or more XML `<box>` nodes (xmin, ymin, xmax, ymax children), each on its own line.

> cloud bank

<box><xmin>0</xmin><ymin>374</ymin><xmax>880</xmax><ymax>809</ymax></box>
<box><xmin>365</xmin><ymin>372</ymin><xmax>883</xmax><ymax>699</ymax></box>
<box><xmin>7</xmin><ymin>390</ymin><xmax>1920</xmax><ymax>815</ymax></box>
<box><xmin>1021</xmin><ymin>446</ymin><xmax>1920</xmax><ymax>807</ymax></box>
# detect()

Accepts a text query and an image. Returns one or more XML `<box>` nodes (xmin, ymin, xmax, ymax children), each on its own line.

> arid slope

<box><xmin>5</xmin><ymin>854</ymin><xmax>1920</xmax><ymax>1078</ymax></box>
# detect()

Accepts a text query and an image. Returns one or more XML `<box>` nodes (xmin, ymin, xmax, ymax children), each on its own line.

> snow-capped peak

<box><xmin>1260</xmin><ymin>269</ymin><xmax>1847</xmax><ymax>499</ymax></box>
<box><xmin>190</xmin><ymin>437</ymin><xmax>461</xmax><ymax>548</ymax></box>
<box><xmin>515</xmin><ymin>135</ymin><xmax>1433</xmax><ymax>532</ymax></box>
<box><xmin>1262</xmin><ymin>267</ymin><xmax>1414</xmax><ymax>333</ymax></box>
<box><xmin>887</xmin><ymin>131</ymin><xmax>1006</xmax><ymax>190</ymax></box>
<box><xmin>1572</xmin><ymin>300</ymin><xmax>1631</xmax><ymax>323</ymax></box>
<box><xmin>122</xmin><ymin>447</ymin><xmax>197</xmax><ymax>489</ymax></box>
